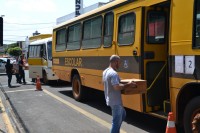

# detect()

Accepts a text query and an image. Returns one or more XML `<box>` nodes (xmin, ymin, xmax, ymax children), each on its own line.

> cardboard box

<box><xmin>120</xmin><ymin>79</ymin><xmax>147</xmax><ymax>95</ymax></box>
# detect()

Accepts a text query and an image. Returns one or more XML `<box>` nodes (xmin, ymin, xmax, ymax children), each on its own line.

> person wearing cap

<box><xmin>102</xmin><ymin>55</ymin><xmax>136</xmax><ymax>133</ymax></box>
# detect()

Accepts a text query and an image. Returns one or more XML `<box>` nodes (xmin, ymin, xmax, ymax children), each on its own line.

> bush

<box><xmin>8</xmin><ymin>47</ymin><xmax>22</xmax><ymax>57</ymax></box>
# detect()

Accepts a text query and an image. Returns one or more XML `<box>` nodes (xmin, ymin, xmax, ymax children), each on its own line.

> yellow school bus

<box><xmin>52</xmin><ymin>0</ymin><xmax>200</xmax><ymax>132</ymax></box>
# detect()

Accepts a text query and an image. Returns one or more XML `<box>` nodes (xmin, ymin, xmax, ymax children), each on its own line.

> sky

<box><xmin>0</xmin><ymin>0</ymin><xmax>110</xmax><ymax>44</ymax></box>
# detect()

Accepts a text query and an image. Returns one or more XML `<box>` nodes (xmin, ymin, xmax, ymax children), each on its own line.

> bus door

<box><xmin>143</xmin><ymin>3</ymin><xmax>170</xmax><ymax>113</ymax></box>
<box><xmin>116</xmin><ymin>7</ymin><xmax>142</xmax><ymax>78</ymax></box>
<box><xmin>46</xmin><ymin>41</ymin><xmax>52</xmax><ymax>68</ymax></box>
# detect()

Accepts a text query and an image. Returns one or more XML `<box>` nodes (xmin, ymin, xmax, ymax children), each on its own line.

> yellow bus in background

<box><xmin>28</xmin><ymin>37</ymin><xmax>58</xmax><ymax>84</ymax></box>
<box><xmin>29</xmin><ymin>34</ymin><xmax>52</xmax><ymax>43</ymax></box>
<box><xmin>52</xmin><ymin>0</ymin><xmax>200</xmax><ymax>132</ymax></box>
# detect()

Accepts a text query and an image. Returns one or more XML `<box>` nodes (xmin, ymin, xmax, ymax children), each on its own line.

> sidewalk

<box><xmin>0</xmin><ymin>72</ymin><xmax>29</xmax><ymax>133</ymax></box>
<box><xmin>0</xmin><ymin>99</ymin><xmax>8</xmax><ymax>133</ymax></box>
<box><xmin>0</xmin><ymin>73</ymin><xmax>23</xmax><ymax>133</ymax></box>
<box><xmin>0</xmin><ymin>73</ymin><xmax>9</xmax><ymax>133</ymax></box>
<box><xmin>0</xmin><ymin>97</ymin><xmax>13</xmax><ymax>133</ymax></box>
<box><xmin>0</xmin><ymin>84</ymin><xmax>14</xmax><ymax>133</ymax></box>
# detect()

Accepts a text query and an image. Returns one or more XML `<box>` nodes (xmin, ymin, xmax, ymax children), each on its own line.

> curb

<box><xmin>0</xmin><ymin>98</ymin><xmax>15</xmax><ymax>133</ymax></box>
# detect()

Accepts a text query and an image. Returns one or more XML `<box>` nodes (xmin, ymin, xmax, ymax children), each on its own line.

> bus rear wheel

<box><xmin>184</xmin><ymin>96</ymin><xmax>200</xmax><ymax>133</ymax></box>
<box><xmin>72</xmin><ymin>74</ymin><xmax>85</xmax><ymax>101</ymax></box>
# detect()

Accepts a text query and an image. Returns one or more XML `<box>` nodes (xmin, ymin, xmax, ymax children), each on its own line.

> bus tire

<box><xmin>72</xmin><ymin>74</ymin><xmax>85</xmax><ymax>101</ymax></box>
<box><xmin>184</xmin><ymin>96</ymin><xmax>200</xmax><ymax>133</ymax></box>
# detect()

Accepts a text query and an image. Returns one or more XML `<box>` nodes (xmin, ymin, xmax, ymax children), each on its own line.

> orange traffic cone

<box><xmin>35</xmin><ymin>74</ymin><xmax>42</xmax><ymax>91</ymax></box>
<box><xmin>166</xmin><ymin>112</ymin><xmax>177</xmax><ymax>133</ymax></box>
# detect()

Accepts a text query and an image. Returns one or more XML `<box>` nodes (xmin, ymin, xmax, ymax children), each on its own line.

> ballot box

<box><xmin>120</xmin><ymin>79</ymin><xmax>147</xmax><ymax>95</ymax></box>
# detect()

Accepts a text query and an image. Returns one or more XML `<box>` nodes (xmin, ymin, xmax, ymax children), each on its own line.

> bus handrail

<box><xmin>147</xmin><ymin>62</ymin><xmax>167</xmax><ymax>91</ymax></box>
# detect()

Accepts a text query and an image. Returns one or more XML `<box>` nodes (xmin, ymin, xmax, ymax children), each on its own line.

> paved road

<box><xmin>0</xmin><ymin>71</ymin><xmax>167</xmax><ymax>133</ymax></box>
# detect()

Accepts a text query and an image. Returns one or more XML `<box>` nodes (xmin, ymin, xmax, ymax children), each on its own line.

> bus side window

<box><xmin>118</xmin><ymin>13</ymin><xmax>136</xmax><ymax>45</ymax></box>
<box><xmin>193</xmin><ymin>0</ymin><xmax>200</xmax><ymax>48</ymax></box>
<box><xmin>147</xmin><ymin>11</ymin><xmax>166</xmax><ymax>44</ymax></box>
<box><xmin>82</xmin><ymin>16</ymin><xmax>102</xmax><ymax>49</ymax></box>
<box><xmin>103</xmin><ymin>12</ymin><xmax>114</xmax><ymax>47</ymax></box>
<box><xmin>56</xmin><ymin>28</ymin><xmax>66</xmax><ymax>51</ymax></box>
<box><xmin>67</xmin><ymin>23</ymin><xmax>81</xmax><ymax>50</ymax></box>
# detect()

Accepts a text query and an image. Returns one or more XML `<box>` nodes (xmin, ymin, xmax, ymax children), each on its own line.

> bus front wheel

<box><xmin>184</xmin><ymin>96</ymin><xmax>200</xmax><ymax>133</ymax></box>
<box><xmin>72</xmin><ymin>75</ymin><xmax>85</xmax><ymax>101</ymax></box>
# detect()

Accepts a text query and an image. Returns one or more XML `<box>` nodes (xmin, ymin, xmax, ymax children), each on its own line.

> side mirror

<box><xmin>27</xmin><ymin>52</ymin><xmax>29</xmax><ymax>59</ymax></box>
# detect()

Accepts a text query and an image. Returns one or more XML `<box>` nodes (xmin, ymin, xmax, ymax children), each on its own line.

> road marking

<box><xmin>5</xmin><ymin>89</ymin><xmax>35</xmax><ymax>93</ymax></box>
<box><xmin>43</xmin><ymin>89</ymin><xmax>127</xmax><ymax>133</ymax></box>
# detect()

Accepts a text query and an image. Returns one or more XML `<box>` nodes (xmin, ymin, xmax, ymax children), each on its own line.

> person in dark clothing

<box><xmin>19</xmin><ymin>56</ymin><xmax>26</xmax><ymax>84</ymax></box>
<box><xmin>5</xmin><ymin>59</ymin><xmax>13</xmax><ymax>87</ymax></box>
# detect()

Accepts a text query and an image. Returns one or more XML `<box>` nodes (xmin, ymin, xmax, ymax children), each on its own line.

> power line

<box><xmin>3</xmin><ymin>40</ymin><xmax>22</xmax><ymax>42</ymax></box>
<box><xmin>4</xmin><ymin>21</ymin><xmax>55</xmax><ymax>25</ymax></box>
<box><xmin>4</xmin><ymin>35</ymin><xmax>27</xmax><ymax>37</ymax></box>
<box><xmin>4</xmin><ymin>26</ymin><xmax>54</xmax><ymax>31</ymax></box>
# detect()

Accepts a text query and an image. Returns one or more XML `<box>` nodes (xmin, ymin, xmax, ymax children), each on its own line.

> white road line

<box><xmin>5</xmin><ymin>89</ymin><xmax>35</xmax><ymax>93</ymax></box>
<box><xmin>43</xmin><ymin>89</ymin><xmax>127</xmax><ymax>133</ymax></box>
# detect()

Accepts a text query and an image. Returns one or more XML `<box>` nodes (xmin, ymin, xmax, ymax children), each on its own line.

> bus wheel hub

<box><xmin>192</xmin><ymin>113</ymin><xmax>200</xmax><ymax>132</ymax></box>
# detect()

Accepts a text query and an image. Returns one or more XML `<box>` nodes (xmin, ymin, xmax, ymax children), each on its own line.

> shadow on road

<box><xmin>9</xmin><ymin>85</ymin><xmax>21</xmax><ymax>88</ymax></box>
<box><xmin>48</xmin><ymin>81</ymin><xmax>71</xmax><ymax>88</ymax></box>
<box><xmin>58</xmin><ymin>88</ymin><xmax>167</xmax><ymax>132</ymax></box>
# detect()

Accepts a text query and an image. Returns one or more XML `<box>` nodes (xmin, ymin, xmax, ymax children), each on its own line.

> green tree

<box><xmin>8</xmin><ymin>47</ymin><xmax>22</xmax><ymax>57</ymax></box>
<box><xmin>4</xmin><ymin>43</ymin><xmax>18</xmax><ymax>54</ymax></box>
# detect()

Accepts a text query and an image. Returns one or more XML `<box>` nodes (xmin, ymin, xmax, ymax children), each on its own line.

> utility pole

<box><xmin>0</xmin><ymin>17</ymin><xmax>3</xmax><ymax>46</ymax></box>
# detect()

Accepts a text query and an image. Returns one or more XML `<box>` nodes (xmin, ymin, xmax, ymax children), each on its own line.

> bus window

<box><xmin>28</xmin><ymin>45</ymin><xmax>42</xmax><ymax>58</ymax></box>
<box><xmin>118</xmin><ymin>13</ymin><xmax>136</xmax><ymax>45</ymax></box>
<box><xmin>193</xmin><ymin>0</ymin><xmax>200</xmax><ymax>48</ymax></box>
<box><xmin>29</xmin><ymin>46</ymin><xmax>33</xmax><ymax>57</ymax></box>
<box><xmin>47</xmin><ymin>41</ymin><xmax>52</xmax><ymax>60</ymax></box>
<box><xmin>147</xmin><ymin>12</ymin><xmax>166</xmax><ymax>44</ymax></box>
<box><xmin>56</xmin><ymin>28</ymin><xmax>66</xmax><ymax>51</ymax></box>
<box><xmin>82</xmin><ymin>16</ymin><xmax>102</xmax><ymax>49</ymax></box>
<box><xmin>67</xmin><ymin>23</ymin><xmax>81</xmax><ymax>50</ymax></box>
<box><xmin>36</xmin><ymin>45</ymin><xmax>41</xmax><ymax>57</ymax></box>
<box><xmin>104</xmin><ymin>12</ymin><xmax>114</xmax><ymax>47</ymax></box>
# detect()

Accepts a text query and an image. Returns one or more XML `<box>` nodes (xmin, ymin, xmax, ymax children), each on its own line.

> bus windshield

<box><xmin>29</xmin><ymin>45</ymin><xmax>42</xmax><ymax>58</ymax></box>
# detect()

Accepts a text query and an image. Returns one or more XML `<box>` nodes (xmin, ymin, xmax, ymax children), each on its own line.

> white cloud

<box><xmin>5</xmin><ymin>0</ymin><xmax>56</xmax><ymax>13</ymax></box>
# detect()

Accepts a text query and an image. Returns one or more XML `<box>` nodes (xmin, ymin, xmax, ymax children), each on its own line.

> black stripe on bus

<box><xmin>53</xmin><ymin>56</ymin><xmax>141</xmax><ymax>74</ymax></box>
